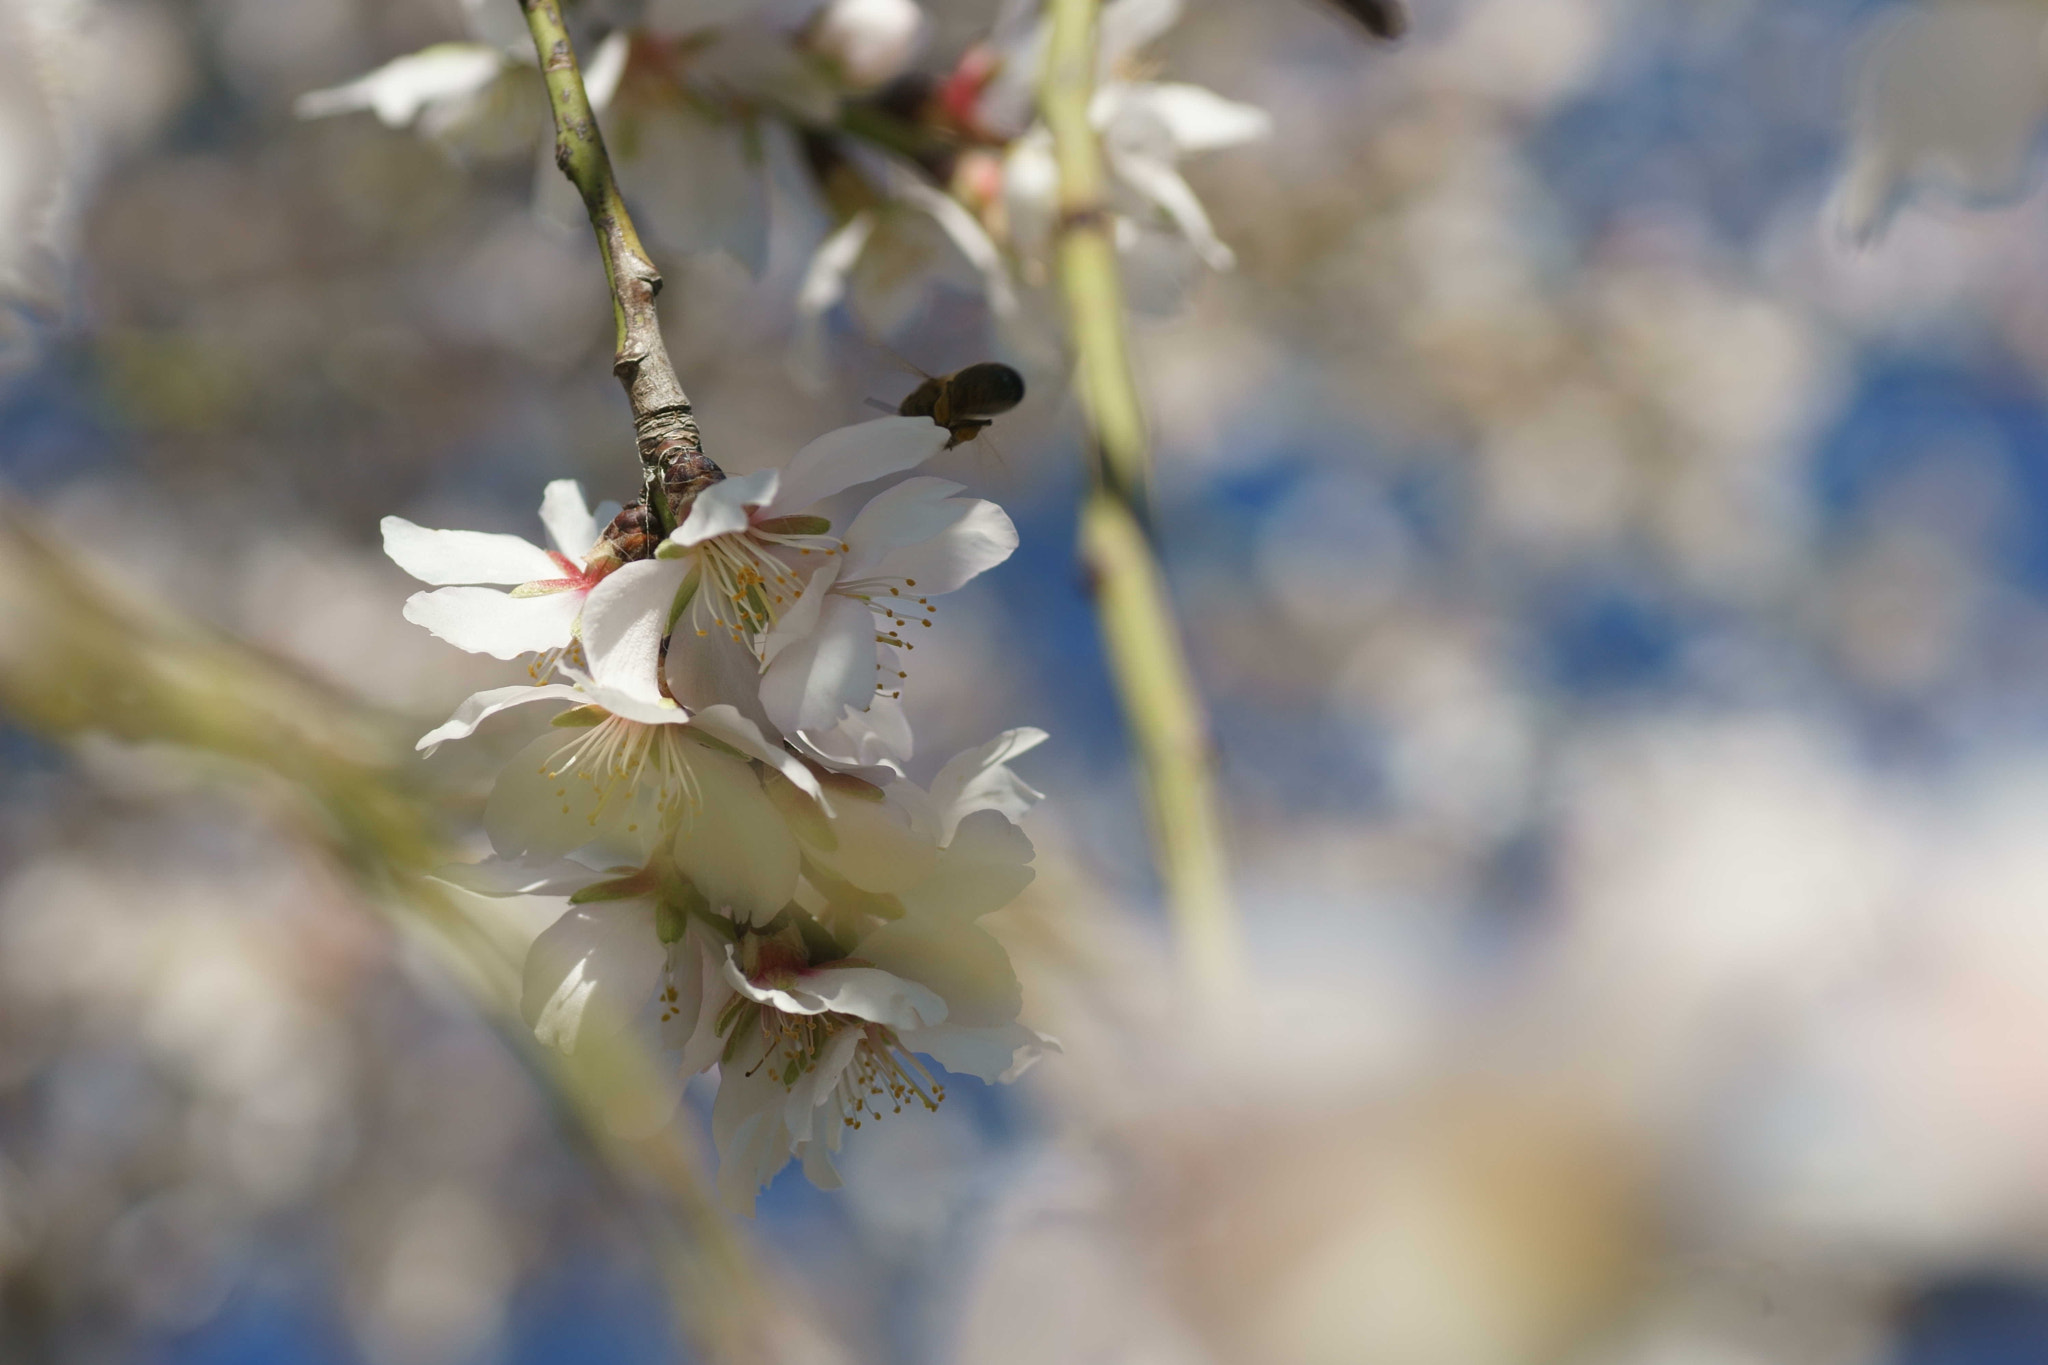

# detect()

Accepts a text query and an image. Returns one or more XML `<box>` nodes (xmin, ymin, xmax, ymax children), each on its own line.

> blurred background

<box><xmin>8</xmin><ymin>0</ymin><xmax>2048</xmax><ymax>1361</ymax></box>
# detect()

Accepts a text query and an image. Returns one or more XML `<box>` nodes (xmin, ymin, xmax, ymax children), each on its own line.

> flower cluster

<box><xmin>299</xmin><ymin>0</ymin><xmax>1266</xmax><ymax>343</ymax></box>
<box><xmin>387</xmin><ymin>414</ymin><xmax>1052</xmax><ymax>1212</ymax></box>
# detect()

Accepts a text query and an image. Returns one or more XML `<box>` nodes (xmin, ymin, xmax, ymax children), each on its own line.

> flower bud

<box><xmin>809</xmin><ymin>0</ymin><xmax>928</xmax><ymax>91</ymax></box>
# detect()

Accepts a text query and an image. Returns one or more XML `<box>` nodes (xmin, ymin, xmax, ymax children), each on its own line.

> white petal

<box><xmin>902</xmin><ymin>1021</ymin><xmax>1056</xmax><ymax>1083</ymax></box>
<box><xmin>382</xmin><ymin>516</ymin><xmax>562</xmax><ymax>585</ymax></box>
<box><xmin>1129</xmin><ymin>82</ymin><xmax>1272</xmax><ymax>154</ymax></box>
<box><xmin>674</xmin><ymin>470</ymin><xmax>779</xmax><ymax>548</ymax></box>
<box><xmin>765</xmin><ymin>417</ymin><xmax>950</xmax><ymax>518</ymax></box>
<box><xmin>1002</xmin><ymin>134</ymin><xmax>1059</xmax><ymax>261</ymax></box>
<box><xmin>539</xmin><ymin>480</ymin><xmax>598</xmax><ymax>559</ymax></box>
<box><xmin>721</xmin><ymin>946</ymin><xmax>946</xmax><ymax>1029</ymax></box>
<box><xmin>583</xmin><ymin>29</ymin><xmax>631</xmax><ymax>110</ymax></box>
<box><xmin>432</xmin><ymin>855</ymin><xmax>605</xmax><ymax>898</ymax></box>
<box><xmin>858</xmin><ymin>913</ymin><xmax>1019</xmax><ymax>1027</ymax></box>
<box><xmin>670</xmin><ymin>926</ymin><xmax>734</xmax><ymax>1075</ymax></box>
<box><xmin>581</xmin><ymin>559</ymin><xmax>692</xmax><ymax>702</ymax></box>
<box><xmin>796</xmin><ymin>211</ymin><xmax>876</xmax><ymax>318</ymax></box>
<box><xmin>294</xmin><ymin>44</ymin><xmax>507</xmax><ymax>127</ymax></box>
<box><xmin>810</xmin><ymin>0</ymin><xmax>927</xmax><ymax>89</ymax></box>
<box><xmin>807</xmin><ymin>784</ymin><xmax>941</xmax><ymax>894</ymax></box>
<box><xmin>416</xmin><ymin>683</ymin><xmax>583</xmax><ymax>752</ymax></box>
<box><xmin>522</xmin><ymin>900</ymin><xmax>663</xmax><ymax>1055</ymax></box>
<box><xmin>799</xmin><ymin>1134</ymin><xmax>845</xmax><ymax>1189</ymax></box>
<box><xmin>896</xmin><ymin>809</ymin><xmax>1036</xmax><ymax>920</ymax></box>
<box><xmin>657</xmin><ymin>930</ymin><xmax>705</xmax><ymax>1055</ymax></box>
<box><xmin>1098</xmin><ymin>0</ymin><xmax>1183</xmax><ymax>68</ymax></box>
<box><xmin>888</xmin><ymin>170</ymin><xmax>1021</xmax><ymax>317</ymax></box>
<box><xmin>1109</xmin><ymin>146</ymin><xmax>1234</xmax><ymax>270</ymax></box>
<box><xmin>687</xmin><ymin>704</ymin><xmax>832</xmax><ymax>811</ymax></box>
<box><xmin>711</xmin><ymin>1038</ymin><xmax>797</xmax><ymax>1217</ymax></box>
<box><xmin>782</xmin><ymin>1030</ymin><xmax>863</xmax><ymax>1146</ymax></box>
<box><xmin>759</xmin><ymin>594</ymin><xmax>880</xmax><ymax>739</ymax></box>
<box><xmin>672</xmin><ymin>748</ymin><xmax>801</xmax><ymax>926</ymax></box>
<box><xmin>403</xmin><ymin>585</ymin><xmax>584</xmax><ymax>659</ymax></box>
<box><xmin>665</xmin><ymin>617</ymin><xmax>779</xmax><ymax>736</ymax></box>
<box><xmin>929</xmin><ymin>727</ymin><xmax>1048</xmax><ymax>842</ymax></box>
<box><xmin>485</xmin><ymin>730</ymin><xmax>668</xmax><ymax>862</ymax></box>
<box><xmin>842</xmin><ymin>480</ymin><xmax>1019</xmax><ymax>594</ymax></box>
<box><xmin>758</xmin><ymin>561</ymin><xmax>840</xmax><ymax>669</ymax></box>
<box><xmin>792</xmin><ymin>693</ymin><xmax>912</xmax><ymax>778</ymax></box>
<box><xmin>566</xmin><ymin>676</ymin><xmax>692</xmax><ymax>730</ymax></box>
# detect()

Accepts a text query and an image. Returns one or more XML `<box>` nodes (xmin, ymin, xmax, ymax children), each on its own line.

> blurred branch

<box><xmin>0</xmin><ymin>503</ymin><xmax>821</xmax><ymax>1365</ymax></box>
<box><xmin>1039</xmin><ymin>0</ymin><xmax>1241</xmax><ymax>990</ymax></box>
<box><xmin>518</xmin><ymin>0</ymin><xmax>706</xmax><ymax>530</ymax></box>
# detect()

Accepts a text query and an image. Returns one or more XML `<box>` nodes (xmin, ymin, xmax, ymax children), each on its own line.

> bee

<box><xmin>894</xmin><ymin>361</ymin><xmax>1026</xmax><ymax>448</ymax></box>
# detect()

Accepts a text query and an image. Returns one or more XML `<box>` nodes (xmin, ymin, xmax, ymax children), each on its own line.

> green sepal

<box><xmin>655</xmin><ymin>900</ymin><xmax>686</xmax><ymax>944</ymax></box>
<box><xmin>755</xmin><ymin>514</ymin><xmax>831</xmax><ymax>537</ymax></box>
<box><xmin>568</xmin><ymin>869</ymin><xmax>656</xmax><ymax>904</ymax></box>
<box><xmin>683</xmin><ymin>729</ymin><xmax>749</xmax><ymax>763</ymax></box>
<box><xmin>792</xmin><ymin>905</ymin><xmax>853</xmax><ymax>961</ymax></box>
<box><xmin>654</xmin><ymin>538</ymin><xmax>690</xmax><ymax>559</ymax></box>
<box><xmin>714</xmin><ymin>991</ymin><xmax>753</xmax><ymax>1040</ymax></box>
<box><xmin>549</xmin><ymin>705</ymin><xmax>606</xmax><ymax>729</ymax></box>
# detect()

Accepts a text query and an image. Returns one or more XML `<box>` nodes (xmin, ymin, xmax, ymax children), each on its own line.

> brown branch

<box><xmin>518</xmin><ymin>0</ymin><xmax>715</xmax><ymax>532</ymax></box>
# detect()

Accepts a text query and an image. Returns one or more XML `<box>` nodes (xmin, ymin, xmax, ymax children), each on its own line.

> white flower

<box><xmin>706</xmin><ymin>799</ymin><xmax>1053</xmax><ymax>1214</ymax></box>
<box><xmin>441</xmin><ymin>726</ymin><xmax>1054</xmax><ymax>1212</ymax></box>
<box><xmin>758</xmin><ymin>475</ymin><xmax>1020</xmax><ymax>737</ymax></box>
<box><xmin>296</xmin><ymin>1</ymin><xmax>827</xmax><ymax>271</ymax></box>
<box><xmin>296</xmin><ymin>43</ymin><xmax>507</xmax><ymax>128</ymax></box>
<box><xmin>808</xmin><ymin>0</ymin><xmax>929</xmax><ymax>89</ymax></box>
<box><xmin>592</xmin><ymin>418</ymin><xmax>1017</xmax><ymax>755</ymax></box>
<box><xmin>383</xmin><ymin>480</ymin><xmax>612</xmax><ymax>663</ymax></box>
<box><xmin>411</xmin><ymin>552</ymin><xmax>833</xmax><ymax>862</ymax></box>
<box><xmin>295</xmin><ymin>42</ymin><xmax>548</xmax><ymax>161</ymax></box>
<box><xmin>1834</xmin><ymin>0</ymin><xmax>2048</xmax><ymax>241</ymax></box>
<box><xmin>794</xmin><ymin>152</ymin><xmax>1022</xmax><ymax>365</ymax></box>
<box><xmin>985</xmin><ymin>0</ymin><xmax>1270</xmax><ymax>284</ymax></box>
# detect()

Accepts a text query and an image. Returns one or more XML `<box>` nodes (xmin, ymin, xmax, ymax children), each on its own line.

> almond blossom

<box><xmin>981</xmin><ymin>0</ymin><xmax>1271</xmax><ymax>286</ymax></box>
<box><xmin>439</xmin><ymin>728</ymin><xmax>1054</xmax><ymax>1213</ymax></box>
<box><xmin>605</xmin><ymin>419</ymin><xmax>1018</xmax><ymax>758</ymax></box>
<box><xmin>298</xmin><ymin>0</ymin><xmax>929</xmax><ymax>272</ymax></box>
<box><xmin>393</xmin><ymin>415</ymin><xmax>1019</xmax><ymax>946</ymax></box>
<box><xmin>382</xmin><ymin>479</ymin><xmax>613</xmax><ymax>664</ymax></box>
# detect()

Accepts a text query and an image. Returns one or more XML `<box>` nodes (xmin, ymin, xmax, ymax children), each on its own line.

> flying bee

<box><xmin>892</xmin><ymin>361</ymin><xmax>1026</xmax><ymax>448</ymax></box>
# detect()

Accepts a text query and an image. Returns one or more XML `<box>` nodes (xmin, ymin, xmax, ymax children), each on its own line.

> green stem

<box><xmin>518</xmin><ymin>0</ymin><xmax>706</xmax><ymax>529</ymax></box>
<box><xmin>1040</xmin><ymin>0</ymin><xmax>1240</xmax><ymax>988</ymax></box>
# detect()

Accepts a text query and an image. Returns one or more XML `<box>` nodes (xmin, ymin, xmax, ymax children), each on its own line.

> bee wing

<box><xmin>862</xmin><ymin>396</ymin><xmax>899</xmax><ymax>414</ymax></box>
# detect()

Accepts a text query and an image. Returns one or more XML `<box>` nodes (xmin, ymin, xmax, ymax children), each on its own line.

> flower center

<box><xmin>686</xmin><ymin>524</ymin><xmax>844</xmax><ymax>651</ymax></box>
<box><xmin>720</xmin><ymin>991</ymin><xmax>946</xmax><ymax>1129</ymax></box>
<box><xmin>539</xmin><ymin>713</ymin><xmax>706</xmax><ymax>834</ymax></box>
